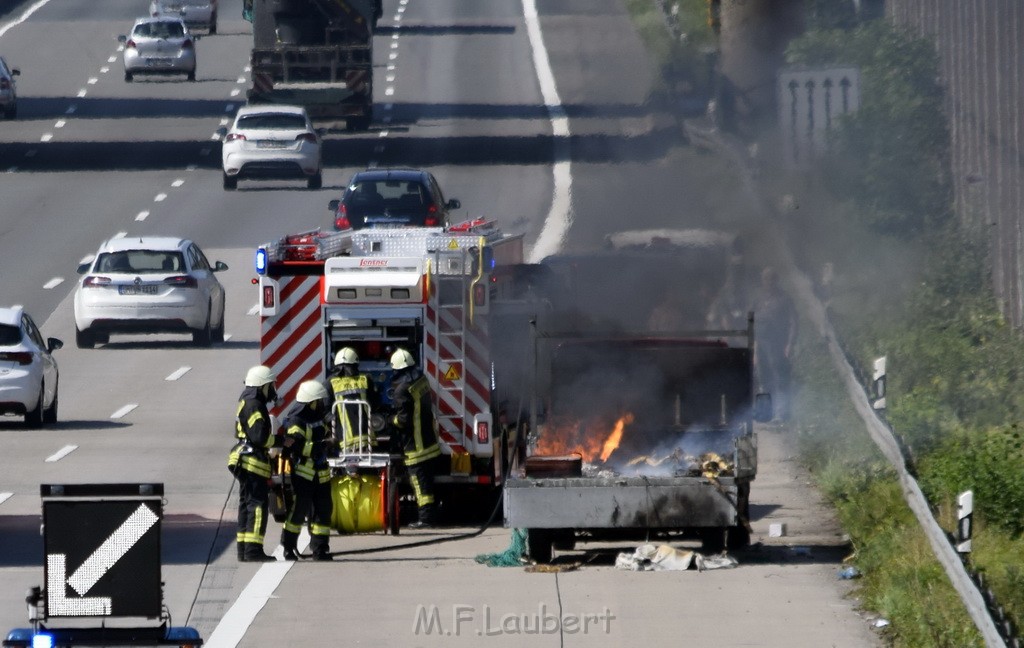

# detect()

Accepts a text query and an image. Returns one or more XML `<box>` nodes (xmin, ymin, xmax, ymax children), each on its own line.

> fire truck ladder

<box><xmin>429</xmin><ymin>247</ymin><xmax>472</xmax><ymax>451</ymax></box>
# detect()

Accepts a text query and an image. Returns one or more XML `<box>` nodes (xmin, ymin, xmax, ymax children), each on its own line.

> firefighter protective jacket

<box><xmin>282</xmin><ymin>403</ymin><xmax>333</xmax><ymax>484</ymax></box>
<box><xmin>229</xmin><ymin>386</ymin><xmax>277</xmax><ymax>478</ymax></box>
<box><xmin>390</xmin><ymin>368</ymin><xmax>441</xmax><ymax>466</ymax></box>
<box><xmin>328</xmin><ymin>367</ymin><xmax>377</xmax><ymax>451</ymax></box>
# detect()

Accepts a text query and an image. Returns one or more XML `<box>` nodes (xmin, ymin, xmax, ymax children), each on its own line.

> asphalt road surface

<box><xmin>0</xmin><ymin>0</ymin><xmax>881</xmax><ymax>646</ymax></box>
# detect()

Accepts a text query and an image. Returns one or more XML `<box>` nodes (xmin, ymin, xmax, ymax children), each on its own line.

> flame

<box><xmin>600</xmin><ymin>413</ymin><xmax>634</xmax><ymax>462</ymax></box>
<box><xmin>536</xmin><ymin>413</ymin><xmax>634</xmax><ymax>463</ymax></box>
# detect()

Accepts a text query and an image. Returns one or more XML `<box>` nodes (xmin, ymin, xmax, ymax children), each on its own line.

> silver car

<box><xmin>150</xmin><ymin>0</ymin><xmax>218</xmax><ymax>34</ymax></box>
<box><xmin>0</xmin><ymin>57</ymin><xmax>19</xmax><ymax>119</ymax></box>
<box><xmin>119</xmin><ymin>17</ymin><xmax>197</xmax><ymax>82</ymax></box>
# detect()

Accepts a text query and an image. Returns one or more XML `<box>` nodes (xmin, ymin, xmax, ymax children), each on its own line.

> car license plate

<box><xmin>147</xmin><ymin>58</ymin><xmax>173</xmax><ymax>66</ymax></box>
<box><xmin>256</xmin><ymin>140</ymin><xmax>288</xmax><ymax>149</ymax></box>
<box><xmin>119</xmin><ymin>285</ymin><xmax>158</xmax><ymax>295</ymax></box>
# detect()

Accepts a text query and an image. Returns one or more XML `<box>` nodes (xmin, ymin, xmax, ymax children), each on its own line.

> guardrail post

<box><xmin>956</xmin><ymin>490</ymin><xmax>973</xmax><ymax>554</ymax></box>
<box><xmin>871</xmin><ymin>356</ymin><xmax>886</xmax><ymax>410</ymax></box>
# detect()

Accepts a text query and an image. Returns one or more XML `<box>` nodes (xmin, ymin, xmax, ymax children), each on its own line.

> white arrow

<box><xmin>47</xmin><ymin>554</ymin><xmax>111</xmax><ymax>616</ymax></box>
<box><xmin>67</xmin><ymin>504</ymin><xmax>159</xmax><ymax>596</ymax></box>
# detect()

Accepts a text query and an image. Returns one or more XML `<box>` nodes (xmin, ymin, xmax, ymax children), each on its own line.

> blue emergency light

<box><xmin>31</xmin><ymin>633</ymin><xmax>53</xmax><ymax>648</ymax></box>
<box><xmin>255</xmin><ymin>247</ymin><xmax>268</xmax><ymax>275</ymax></box>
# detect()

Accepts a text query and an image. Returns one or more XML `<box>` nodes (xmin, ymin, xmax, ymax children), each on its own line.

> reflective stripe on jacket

<box><xmin>391</xmin><ymin>370</ymin><xmax>441</xmax><ymax>466</ymax></box>
<box><xmin>229</xmin><ymin>387</ymin><xmax>274</xmax><ymax>478</ymax></box>
<box><xmin>284</xmin><ymin>406</ymin><xmax>332</xmax><ymax>484</ymax></box>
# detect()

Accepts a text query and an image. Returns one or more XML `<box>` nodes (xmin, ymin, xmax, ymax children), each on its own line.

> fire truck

<box><xmin>254</xmin><ymin>220</ymin><xmax>531</xmax><ymax>520</ymax></box>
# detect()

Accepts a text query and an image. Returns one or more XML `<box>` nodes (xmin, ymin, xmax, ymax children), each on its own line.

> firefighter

<box><xmin>388</xmin><ymin>348</ymin><xmax>443</xmax><ymax>528</ymax></box>
<box><xmin>327</xmin><ymin>347</ymin><xmax>378</xmax><ymax>453</ymax></box>
<box><xmin>228</xmin><ymin>365</ymin><xmax>286</xmax><ymax>562</ymax></box>
<box><xmin>279</xmin><ymin>380</ymin><xmax>335</xmax><ymax>561</ymax></box>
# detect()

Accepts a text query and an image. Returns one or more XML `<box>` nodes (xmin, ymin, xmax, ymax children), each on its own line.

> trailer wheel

<box><xmin>527</xmin><ymin>529</ymin><xmax>553</xmax><ymax>564</ymax></box>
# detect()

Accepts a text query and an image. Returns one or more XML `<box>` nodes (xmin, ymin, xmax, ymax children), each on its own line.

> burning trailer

<box><xmin>502</xmin><ymin>229</ymin><xmax>771</xmax><ymax>563</ymax></box>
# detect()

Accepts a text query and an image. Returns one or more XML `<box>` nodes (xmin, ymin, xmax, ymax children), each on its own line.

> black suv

<box><xmin>330</xmin><ymin>168</ymin><xmax>461</xmax><ymax>230</ymax></box>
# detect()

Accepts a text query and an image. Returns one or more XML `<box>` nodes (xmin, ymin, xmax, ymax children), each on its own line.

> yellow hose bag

<box><xmin>330</xmin><ymin>474</ymin><xmax>385</xmax><ymax>533</ymax></box>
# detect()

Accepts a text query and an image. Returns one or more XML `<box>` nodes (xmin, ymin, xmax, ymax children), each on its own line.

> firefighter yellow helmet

<box><xmin>244</xmin><ymin>365</ymin><xmax>275</xmax><ymax>387</ymax></box>
<box><xmin>390</xmin><ymin>348</ymin><xmax>415</xmax><ymax>370</ymax></box>
<box><xmin>296</xmin><ymin>380</ymin><xmax>329</xmax><ymax>404</ymax></box>
<box><xmin>334</xmin><ymin>347</ymin><xmax>359</xmax><ymax>365</ymax></box>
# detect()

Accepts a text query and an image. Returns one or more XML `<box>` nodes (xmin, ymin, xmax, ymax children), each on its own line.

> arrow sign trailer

<box><xmin>43</xmin><ymin>497</ymin><xmax>162</xmax><ymax>618</ymax></box>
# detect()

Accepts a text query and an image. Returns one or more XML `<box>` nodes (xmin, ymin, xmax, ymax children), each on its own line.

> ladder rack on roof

<box><xmin>262</xmin><ymin>218</ymin><xmax>509</xmax><ymax>265</ymax></box>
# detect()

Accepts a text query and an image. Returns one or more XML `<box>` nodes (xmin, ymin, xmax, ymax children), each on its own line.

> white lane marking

<box><xmin>54</xmin><ymin>120</ymin><xmax>66</xmax><ymax>128</ymax></box>
<box><xmin>392</xmin><ymin>33</ymin><xmax>399</xmax><ymax>40</ymax></box>
<box><xmin>223</xmin><ymin>333</ymin><xmax>232</xmax><ymax>342</ymax></box>
<box><xmin>87</xmin><ymin>77</ymin><xmax>98</xmax><ymax>85</ymax></box>
<box><xmin>154</xmin><ymin>193</ymin><xmax>167</xmax><ymax>202</ymax></box>
<box><xmin>43</xmin><ymin>277</ymin><xmax>64</xmax><ymax>289</ymax></box>
<box><xmin>187</xmin><ymin>164</ymin><xmax>198</xmax><ymax>171</ymax></box>
<box><xmin>110</xmin><ymin>403</ymin><xmax>138</xmax><ymax>419</ymax></box>
<box><xmin>40</xmin><ymin>133</ymin><xmax>52</xmax><ymax>142</ymax></box>
<box><xmin>24</xmin><ymin>149</ymin><xmax>36</xmax><ymax>157</ymax></box>
<box><xmin>382</xmin><ymin>115</ymin><xmax>392</xmax><ymax>124</ymax></box>
<box><xmin>172</xmin><ymin>179</ymin><xmax>184</xmax><ymax>187</ymax></box>
<box><xmin>522</xmin><ymin>0</ymin><xmax>572</xmax><ymax>262</ymax></box>
<box><xmin>0</xmin><ymin>493</ymin><xmax>11</xmax><ymax>506</ymax></box>
<box><xmin>386</xmin><ymin>74</ymin><xmax>395</xmax><ymax>82</ymax></box>
<box><xmin>230</xmin><ymin>88</ymin><xmax>240</xmax><ymax>97</ymax></box>
<box><xmin>117</xmin><ymin>44</ymin><xmax>124</xmax><ymax>52</ymax></box>
<box><xmin>0</xmin><ymin>0</ymin><xmax>54</xmax><ymax>39</ymax></box>
<box><xmin>204</xmin><ymin>530</ymin><xmax>309</xmax><ymax>647</ymax></box>
<box><xmin>100</xmin><ymin>66</ymin><xmax>109</xmax><ymax>73</ymax></box>
<box><xmin>135</xmin><ymin>210</ymin><xmax>149</xmax><ymax>222</ymax></box>
<box><xmin>225</xmin><ymin>104</ymin><xmax>235</xmax><ymax>112</ymax></box>
<box><xmin>247</xmin><ymin>303</ymin><xmax>260</xmax><ymax>316</ymax></box>
<box><xmin>389</xmin><ymin>52</ymin><xmax>397</xmax><ymax>60</ymax></box>
<box><xmin>219</xmin><ymin>118</ymin><xmax>229</xmax><ymax>126</ymax></box>
<box><xmin>385</xmin><ymin>86</ymin><xmax>394</xmax><ymax>96</ymax></box>
<box><xmin>384</xmin><ymin>103</ymin><xmax>393</xmax><ymax>111</ymax></box>
<box><xmin>113</xmin><ymin>231</ymin><xmax>127</xmax><ymax>239</ymax></box>
<box><xmin>387</xmin><ymin>64</ymin><xmax>395</xmax><ymax>71</ymax></box>
<box><xmin>378</xmin><ymin>129</ymin><xmax>389</xmax><ymax>138</ymax></box>
<box><xmin>165</xmin><ymin>366</ymin><xmax>191</xmax><ymax>381</ymax></box>
<box><xmin>210</xmin><ymin>132</ymin><xmax>221</xmax><ymax>141</ymax></box>
<box><xmin>45</xmin><ymin>445</ymin><xmax>78</xmax><ymax>463</ymax></box>
<box><xmin>393</xmin><ymin>13</ymin><xmax>401</xmax><ymax>21</ymax></box>
<box><xmin>244</xmin><ymin>66</ymin><xmax>251</xmax><ymax>73</ymax></box>
<box><xmin>200</xmin><ymin>147</ymin><xmax>211</xmax><ymax>155</ymax></box>
<box><xmin>108</xmin><ymin>56</ymin><xmax>117</xmax><ymax>63</ymax></box>
<box><xmin>77</xmin><ymin>89</ymin><xmax>87</xmax><ymax>97</ymax></box>
<box><xmin>236</xmin><ymin>77</ymin><xmax>246</xmax><ymax>84</ymax></box>
<box><xmin>65</xmin><ymin>105</ymin><xmax>76</xmax><ymax>114</ymax></box>
<box><xmin>390</xmin><ymin>41</ymin><xmax>398</xmax><ymax>49</ymax></box>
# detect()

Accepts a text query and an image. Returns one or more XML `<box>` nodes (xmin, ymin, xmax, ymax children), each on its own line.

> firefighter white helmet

<box><xmin>390</xmin><ymin>348</ymin><xmax>415</xmax><ymax>370</ymax></box>
<box><xmin>244</xmin><ymin>365</ymin><xmax>275</xmax><ymax>387</ymax></box>
<box><xmin>296</xmin><ymin>380</ymin><xmax>329</xmax><ymax>404</ymax></box>
<box><xmin>335</xmin><ymin>347</ymin><xmax>359</xmax><ymax>365</ymax></box>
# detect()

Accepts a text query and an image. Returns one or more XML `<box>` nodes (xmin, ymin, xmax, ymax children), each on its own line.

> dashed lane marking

<box><xmin>230</xmin><ymin>89</ymin><xmax>240</xmax><ymax>97</ymax></box>
<box><xmin>54</xmin><ymin>120</ymin><xmax>65</xmax><ymax>128</ymax></box>
<box><xmin>0</xmin><ymin>0</ymin><xmax>55</xmax><ymax>39</ymax></box>
<box><xmin>172</xmin><ymin>179</ymin><xmax>184</xmax><ymax>187</ymax></box>
<box><xmin>45</xmin><ymin>445</ymin><xmax>78</xmax><ymax>463</ymax></box>
<box><xmin>236</xmin><ymin>77</ymin><xmax>246</xmax><ymax>84</ymax></box>
<box><xmin>386</xmin><ymin>74</ymin><xmax>395</xmax><ymax>82</ymax></box>
<box><xmin>379</xmin><ymin>129</ymin><xmax>389</xmax><ymax>137</ymax></box>
<box><xmin>110</xmin><ymin>403</ymin><xmax>138</xmax><ymax>419</ymax></box>
<box><xmin>43</xmin><ymin>277</ymin><xmax>64</xmax><ymax>289</ymax></box>
<box><xmin>0</xmin><ymin>493</ymin><xmax>11</xmax><ymax>506</ymax></box>
<box><xmin>40</xmin><ymin>133</ymin><xmax>52</xmax><ymax>142</ymax></box>
<box><xmin>154</xmin><ymin>193</ymin><xmax>167</xmax><ymax>202</ymax></box>
<box><xmin>389</xmin><ymin>52</ymin><xmax>397</xmax><ymax>60</ymax></box>
<box><xmin>77</xmin><ymin>89</ymin><xmax>87</xmax><ymax>97</ymax></box>
<box><xmin>65</xmin><ymin>105</ymin><xmax>76</xmax><ymax>114</ymax></box>
<box><xmin>385</xmin><ymin>87</ymin><xmax>394</xmax><ymax>96</ymax></box>
<box><xmin>135</xmin><ymin>211</ymin><xmax>149</xmax><ymax>222</ymax></box>
<box><xmin>223</xmin><ymin>333</ymin><xmax>232</xmax><ymax>342</ymax></box>
<box><xmin>165</xmin><ymin>366</ymin><xmax>191</xmax><ymax>381</ymax></box>
<box><xmin>24</xmin><ymin>149</ymin><xmax>36</xmax><ymax>157</ymax></box>
<box><xmin>108</xmin><ymin>56</ymin><xmax>116</xmax><ymax>63</ymax></box>
<box><xmin>87</xmin><ymin>77</ymin><xmax>98</xmax><ymax>85</ymax></box>
<box><xmin>225</xmin><ymin>104</ymin><xmax>235</xmax><ymax>112</ymax></box>
<box><xmin>100</xmin><ymin>66</ymin><xmax>109</xmax><ymax>73</ymax></box>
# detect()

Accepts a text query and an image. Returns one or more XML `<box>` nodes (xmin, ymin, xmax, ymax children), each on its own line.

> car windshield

<box><xmin>134</xmin><ymin>21</ymin><xmax>185</xmax><ymax>38</ymax></box>
<box><xmin>346</xmin><ymin>180</ymin><xmax>428</xmax><ymax>215</ymax></box>
<box><xmin>96</xmin><ymin>251</ymin><xmax>186</xmax><ymax>274</ymax></box>
<box><xmin>0</xmin><ymin>324</ymin><xmax>20</xmax><ymax>346</ymax></box>
<box><xmin>236</xmin><ymin>114</ymin><xmax>307</xmax><ymax>130</ymax></box>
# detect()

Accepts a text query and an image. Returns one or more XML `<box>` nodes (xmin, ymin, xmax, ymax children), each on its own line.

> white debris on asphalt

<box><xmin>614</xmin><ymin>544</ymin><xmax>738</xmax><ymax>571</ymax></box>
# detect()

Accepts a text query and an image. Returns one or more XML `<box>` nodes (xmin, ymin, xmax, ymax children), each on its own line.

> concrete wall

<box><xmin>889</xmin><ymin>0</ymin><xmax>1024</xmax><ymax>326</ymax></box>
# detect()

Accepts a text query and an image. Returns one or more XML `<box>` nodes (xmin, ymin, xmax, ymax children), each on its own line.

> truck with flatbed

<box><xmin>502</xmin><ymin>229</ymin><xmax>771</xmax><ymax>562</ymax></box>
<box><xmin>245</xmin><ymin>0</ymin><xmax>380</xmax><ymax>129</ymax></box>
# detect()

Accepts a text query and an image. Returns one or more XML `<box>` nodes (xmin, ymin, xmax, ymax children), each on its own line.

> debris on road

<box><xmin>615</xmin><ymin>544</ymin><xmax>739</xmax><ymax>571</ymax></box>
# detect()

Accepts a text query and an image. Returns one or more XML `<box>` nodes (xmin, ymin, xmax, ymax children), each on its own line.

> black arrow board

<box><xmin>43</xmin><ymin>500</ymin><xmax>162</xmax><ymax>618</ymax></box>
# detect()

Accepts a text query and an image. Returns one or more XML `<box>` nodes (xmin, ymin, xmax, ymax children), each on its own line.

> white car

<box><xmin>220</xmin><ymin>105</ymin><xmax>323</xmax><ymax>190</ymax></box>
<box><xmin>0</xmin><ymin>306</ymin><xmax>61</xmax><ymax>428</ymax></box>
<box><xmin>150</xmin><ymin>0</ymin><xmax>217</xmax><ymax>34</ymax></box>
<box><xmin>119</xmin><ymin>17</ymin><xmax>197</xmax><ymax>82</ymax></box>
<box><xmin>74</xmin><ymin>237</ymin><xmax>228</xmax><ymax>348</ymax></box>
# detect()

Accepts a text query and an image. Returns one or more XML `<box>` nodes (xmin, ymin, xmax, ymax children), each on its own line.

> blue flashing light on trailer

<box><xmin>255</xmin><ymin>247</ymin><xmax>268</xmax><ymax>275</ymax></box>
